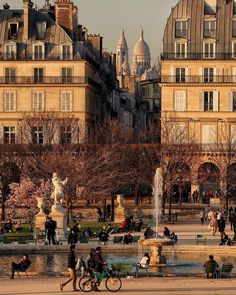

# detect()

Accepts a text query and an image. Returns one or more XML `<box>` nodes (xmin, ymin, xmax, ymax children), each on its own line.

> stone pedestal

<box><xmin>210</xmin><ymin>198</ymin><xmax>220</xmax><ymax>208</ymax></box>
<box><xmin>50</xmin><ymin>204</ymin><xmax>68</xmax><ymax>241</ymax></box>
<box><xmin>114</xmin><ymin>195</ymin><xmax>126</xmax><ymax>223</ymax></box>
<box><xmin>35</xmin><ymin>197</ymin><xmax>46</xmax><ymax>230</ymax></box>
<box><xmin>150</xmin><ymin>244</ymin><xmax>166</xmax><ymax>266</ymax></box>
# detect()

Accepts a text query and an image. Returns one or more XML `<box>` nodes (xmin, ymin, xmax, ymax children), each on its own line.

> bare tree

<box><xmin>211</xmin><ymin>122</ymin><xmax>236</xmax><ymax>214</ymax></box>
<box><xmin>140</xmin><ymin>113</ymin><xmax>199</xmax><ymax>219</ymax></box>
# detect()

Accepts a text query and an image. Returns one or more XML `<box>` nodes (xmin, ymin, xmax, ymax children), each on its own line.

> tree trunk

<box><xmin>168</xmin><ymin>194</ymin><xmax>172</xmax><ymax>222</ymax></box>
<box><xmin>134</xmin><ymin>184</ymin><xmax>139</xmax><ymax>206</ymax></box>
<box><xmin>111</xmin><ymin>196</ymin><xmax>115</xmax><ymax>222</ymax></box>
<box><xmin>1</xmin><ymin>194</ymin><xmax>6</xmax><ymax>221</ymax></box>
<box><xmin>103</xmin><ymin>198</ymin><xmax>107</xmax><ymax>222</ymax></box>
<box><xmin>162</xmin><ymin>192</ymin><xmax>166</xmax><ymax>216</ymax></box>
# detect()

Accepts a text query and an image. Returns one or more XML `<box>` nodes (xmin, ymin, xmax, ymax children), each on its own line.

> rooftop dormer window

<box><xmin>8</xmin><ymin>23</ymin><xmax>18</xmax><ymax>40</ymax></box>
<box><xmin>175</xmin><ymin>20</ymin><xmax>188</xmax><ymax>39</ymax></box>
<box><xmin>4</xmin><ymin>42</ymin><xmax>17</xmax><ymax>60</ymax></box>
<box><xmin>61</xmin><ymin>43</ymin><xmax>73</xmax><ymax>60</ymax></box>
<box><xmin>204</xmin><ymin>20</ymin><xmax>216</xmax><ymax>38</ymax></box>
<box><xmin>33</xmin><ymin>42</ymin><xmax>45</xmax><ymax>60</ymax></box>
<box><xmin>36</xmin><ymin>22</ymin><xmax>47</xmax><ymax>40</ymax></box>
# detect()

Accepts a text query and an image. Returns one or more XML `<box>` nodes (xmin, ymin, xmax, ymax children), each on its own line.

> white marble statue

<box><xmin>51</xmin><ymin>172</ymin><xmax>68</xmax><ymax>206</ymax></box>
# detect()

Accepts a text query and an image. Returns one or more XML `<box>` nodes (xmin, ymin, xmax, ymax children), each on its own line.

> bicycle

<box><xmin>79</xmin><ymin>266</ymin><xmax>122</xmax><ymax>292</ymax></box>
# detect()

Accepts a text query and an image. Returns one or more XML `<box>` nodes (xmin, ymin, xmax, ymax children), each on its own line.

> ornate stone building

<box><xmin>161</xmin><ymin>0</ymin><xmax>236</xmax><ymax>202</ymax></box>
<box><xmin>0</xmin><ymin>0</ymin><xmax>121</xmax><ymax>144</ymax></box>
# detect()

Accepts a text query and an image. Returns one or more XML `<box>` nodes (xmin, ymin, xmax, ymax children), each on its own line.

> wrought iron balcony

<box><xmin>161</xmin><ymin>52</ymin><xmax>236</xmax><ymax>60</ymax></box>
<box><xmin>0</xmin><ymin>76</ymin><xmax>88</xmax><ymax>84</ymax></box>
<box><xmin>161</xmin><ymin>75</ymin><xmax>236</xmax><ymax>84</ymax></box>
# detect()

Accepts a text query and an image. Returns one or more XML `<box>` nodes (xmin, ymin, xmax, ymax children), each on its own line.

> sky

<box><xmin>2</xmin><ymin>0</ymin><xmax>178</xmax><ymax>63</ymax></box>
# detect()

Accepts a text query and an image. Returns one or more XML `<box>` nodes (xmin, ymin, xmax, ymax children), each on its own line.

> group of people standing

<box><xmin>200</xmin><ymin>206</ymin><xmax>232</xmax><ymax>245</ymax></box>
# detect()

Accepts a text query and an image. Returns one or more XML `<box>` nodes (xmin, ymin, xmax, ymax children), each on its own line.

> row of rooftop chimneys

<box><xmin>3</xmin><ymin>0</ymin><xmax>79</xmax><ymax>41</ymax></box>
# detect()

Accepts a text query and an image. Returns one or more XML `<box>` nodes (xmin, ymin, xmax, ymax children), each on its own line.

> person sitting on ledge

<box><xmin>15</xmin><ymin>221</ymin><xmax>23</xmax><ymax>233</ymax></box>
<box><xmin>137</xmin><ymin>252</ymin><xmax>150</xmax><ymax>270</ymax></box>
<box><xmin>144</xmin><ymin>226</ymin><xmax>155</xmax><ymax>240</ymax></box>
<box><xmin>219</xmin><ymin>232</ymin><xmax>231</xmax><ymax>246</ymax></box>
<box><xmin>117</xmin><ymin>219</ymin><xmax>127</xmax><ymax>233</ymax></box>
<box><xmin>123</xmin><ymin>232</ymin><xmax>133</xmax><ymax>244</ymax></box>
<box><xmin>162</xmin><ymin>227</ymin><xmax>170</xmax><ymax>239</ymax></box>
<box><xmin>10</xmin><ymin>254</ymin><xmax>31</xmax><ymax>279</ymax></box>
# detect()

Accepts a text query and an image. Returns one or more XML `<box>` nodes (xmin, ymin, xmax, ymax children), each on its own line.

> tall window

<box><xmin>230</xmin><ymin>91</ymin><xmax>236</xmax><ymax>111</ymax></box>
<box><xmin>202</xmin><ymin>91</ymin><xmax>219</xmax><ymax>111</ymax></box>
<box><xmin>60</xmin><ymin>126</ymin><xmax>72</xmax><ymax>144</ymax></box>
<box><xmin>4</xmin><ymin>91</ymin><xmax>16</xmax><ymax>111</ymax></box>
<box><xmin>4</xmin><ymin>127</ymin><xmax>15</xmax><ymax>144</ymax></box>
<box><xmin>61</xmin><ymin>45</ymin><xmax>72</xmax><ymax>60</ymax></box>
<box><xmin>33</xmin><ymin>92</ymin><xmax>44</xmax><ymax>111</ymax></box>
<box><xmin>175</xmin><ymin>68</ymin><xmax>186</xmax><ymax>82</ymax></box>
<box><xmin>36</xmin><ymin>22</ymin><xmax>46</xmax><ymax>40</ymax></box>
<box><xmin>61</xmin><ymin>68</ymin><xmax>72</xmax><ymax>83</ymax></box>
<box><xmin>8</xmin><ymin>23</ymin><xmax>18</xmax><ymax>40</ymax></box>
<box><xmin>204</xmin><ymin>20</ymin><xmax>216</xmax><ymax>38</ymax></box>
<box><xmin>175</xmin><ymin>42</ymin><xmax>187</xmax><ymax>58</ymax></box>
<box><xmin>203</xmin><ymin>68</ymin><xmax>215</xmax><ymax>82</ymax></box>
<box><xmin>203</xmin><ymin>42</ymin><xmax>216</xmax><ymax>58</ymax></box>
<box><xmin>173</xmin><ymin>124</ymin><xmax>187</xmax><ymax>144</ymax></box>
<box><xmin>175</xmin><ymin>20</ymin><xmax>188</xmax><ymax>38</ymax></box>
<box><xmin>34</xmin><ymin>68</ymin><xmax>44</xmax><ymax>83</ymax></box>
<box><xmin>33</xmin><ymin>44</ymin><xmax>44</xmax><ymax>60</ymax></box>
<box><xmin>233</xmin><ymin>21</ymin><xmax>236</xmax><ymax>37</ymax></box>
<box><xmin>32</xmin><ymin>126</ymin><xmax>43</xmax><ymax>144</ymax></box>
<box><xmin>61</xmin><ymin>91</ymin><xmax>72</xmax><ymax>111</ymax></box>
<box><xmin>174</xmin><ymin>91</ymin><xmax>186</xmax><ymax>111</ymax></box>
<box><xmin>232</xmin><ymin>42</ymin><xmax>236</xmax><ymax>58</ymax></box>
<box><xmin>5</xmin><ymin>44</ymin><xmax>16</xmax><ymax>59</ymax></box>
<box><xmin>5</xmin><ymin>68</ymin><xmax>16</xmax><ymax>83</ymax></box>
<box><xmin>201</xmin><ymin>125</ymin><xmax>216</xmax><ymax>145</ymax></box>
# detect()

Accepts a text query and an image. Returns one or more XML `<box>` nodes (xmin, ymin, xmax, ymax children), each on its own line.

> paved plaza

<box><xmin>1</xmin><ymin>277</ymin><xmax>236</xmax><ymax>295</ymax></box>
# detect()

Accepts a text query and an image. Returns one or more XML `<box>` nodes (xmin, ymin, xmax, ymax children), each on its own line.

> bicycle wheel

<box><xmin>105</xmin><ymin>276</ymin><xmax>122</xmax><ymax>292</ymax></box>
<box><xmin>78</xmin><ymin>277</ymin><xmax>94</xmax><ymax>292</ymax></box>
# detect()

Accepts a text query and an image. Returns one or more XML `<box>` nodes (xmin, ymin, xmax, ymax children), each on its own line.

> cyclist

<box><xmin>93</xmin><ymin>246</ymin><xmax>105</xmax><ymax>292</ymax></box>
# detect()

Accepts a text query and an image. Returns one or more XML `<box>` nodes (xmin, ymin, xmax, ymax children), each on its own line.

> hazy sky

<box><xmin>2</xmin><ymin>0</ymin><xmax>178</xmax><ymax>63</ymax></box>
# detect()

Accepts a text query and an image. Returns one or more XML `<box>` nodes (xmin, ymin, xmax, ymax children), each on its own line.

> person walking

<box><xmin>60</xmin><ymin>245</ymin><xmax>79</xmax><ymax>292</ymax></box>
<box><xmin>200</xmin><ymin>210</ymin><xmax>205</xmax><ymax>225</ymax></box>
<box><xmin>211</xmin><ymin>213</ymin><xmax>218</xmax><ymax>236</ymax></box>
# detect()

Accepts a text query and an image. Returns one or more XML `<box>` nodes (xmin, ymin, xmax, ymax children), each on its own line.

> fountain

<box><xmin>139</xmin><ymin>168</ymin><xmax>174</xmax><ymax>266</ymax></box>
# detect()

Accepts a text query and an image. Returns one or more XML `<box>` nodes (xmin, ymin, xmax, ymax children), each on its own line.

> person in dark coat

<box><xmin>45</xmin><ymin>216</ymin><xmax>57</xmax><ymax>245</ymax></box>
<box><xmin>60</xmin><ymin>245</ymin><xmax>79</xmax><ymax>292</ymax></box>
<box><xmin>93</xmin><ymin>246</ymin><xmax>104</xmax><ymax>291</ymax></box>
<box><xmin>144</xmin><ymin>226</ymin><xmax>155</xmax><ymax>239</ymax></box>
<box><xmin>218</xmin><ymin>216</ymin><xmax>226</xmax><ymax>238</ymax></box>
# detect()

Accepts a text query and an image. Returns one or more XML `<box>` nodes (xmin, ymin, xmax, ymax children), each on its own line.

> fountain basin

<box><xmin>139</xmin><ymin>239</ymin><xmax>175</xmax><ymax>266</ymax></box>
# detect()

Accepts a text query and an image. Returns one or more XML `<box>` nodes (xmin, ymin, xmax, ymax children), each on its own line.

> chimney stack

<box><xmin>55</xmin><ymin>0</ymin><xmax>76</xmax><ymax>38</ymax></box>
<box><xmin>23</xmin><ymin>0</ymin><xmax>33</xmax><ymax>42</ymax></box>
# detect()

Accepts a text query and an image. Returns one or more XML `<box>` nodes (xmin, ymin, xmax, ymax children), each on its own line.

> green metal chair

<box><xmin>195</xmin><ymin>234</ymin><xmax>206</xmax><ymax>245</ymax></box>
<box><xmin>111</xmin><ymin>263</ymin><xmax>133</xmax><ymax>277</ymax></box>
<box><xmin>205</xmin><ymin>264</ymin><xmax>218</xmax><ymax>278</ymax></box>
<box><xmin>220</xmin><ymin>263</ymin><xmax>234</xmax><ymax>278</ymax></box>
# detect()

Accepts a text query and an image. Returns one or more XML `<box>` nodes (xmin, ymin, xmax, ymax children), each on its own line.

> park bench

<box><xmin>195</xmin><ymin>234</ymin><xmax>206</xmax><ymax>245</ymax></box>
<box><xmin>219</xmin><ymin>263</ymin><xmax>234</xmax><ymax>278</ymax></box>
<box><xmin>111</xmin><ymin>263</ymin><xmax>133</xmax><ymax>277</ymax></box>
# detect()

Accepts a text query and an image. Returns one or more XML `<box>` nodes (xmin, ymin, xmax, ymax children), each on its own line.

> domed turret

<box><xmin>132</xmin><ymin>29</ymin><xmax>151</xmax><ymax>77</ymax></box>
